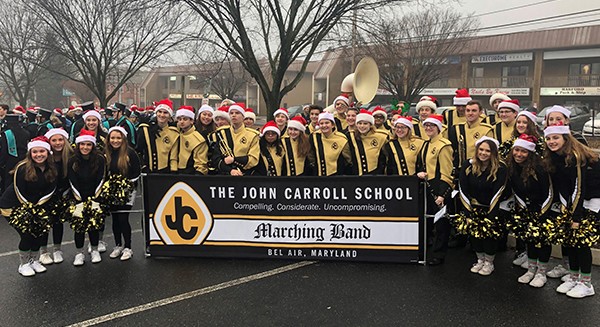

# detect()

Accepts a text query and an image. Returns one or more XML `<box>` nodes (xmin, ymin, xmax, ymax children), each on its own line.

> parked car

<box><xmin>582</xmin><ymin>110</ymin><xmax>600</xmax><ymax>136</ymax></box>
<box><xmin>435</xmin><ymin>106</ymin><xmax>453</xmax><ymax>115</ymax></box>
<box><xmin>535</xmin><ymin>105</ymin><xmax>591</xmax><ymax>131</ymax></box>
<box><xmin>286</xmin><ymin>104</ymin><xmax>309</xmax><ymax>118</ymax></box>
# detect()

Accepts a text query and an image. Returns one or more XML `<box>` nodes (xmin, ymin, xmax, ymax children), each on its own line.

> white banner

<box><xmin>469</xmin><ymin>88</ymin><xmax>530</xmax><ymax>96</ymax></box>
<box><xmin>541</xmin><ymin>87</ymin><xmax>600</xmax><ymax>96</ymax></box>
<box><xmin>471</xmin><ymin>52</ymin><xmax>533</xmax><ymax>63</ymax></box>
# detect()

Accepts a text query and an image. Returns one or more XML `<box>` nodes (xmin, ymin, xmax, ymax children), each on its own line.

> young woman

<box><xmin>307</xmin><ymin>105</ymin><xmax>322</xmax><ymax>134</ymax></box>
<box><xmin>458</xmin><ymin>136</ymin><xmax>508</xmax><ymax>276</ymax></box>
<box><xmin>347</xmin><ymin>110</ymin><xmax>388</xmax><ymax>175</ymax></box>
<box><xmin>344</xmin><ymin>107</ymin><xmax>358</xmax><ymax>135</ymax></box>
<box><xmin>507</xmin><ymin>134</ymin><xmax>553</xmax><ymax>287</ymax></box>
<box><xmin>0</xmin><ymin>136</ymin><xmax>57</xmax><ymax>276</ymax></box>
<box><xmin>104</xmin><ymin>126</ymin><xmax>141</xmax><ymax>260</ymax></box>
<box><xmin>273</xmin><ymin>108</ymin><xmax>289</xmax><ymax>136</ymax></box>
<box><xmin>544</xmin><ymin>123</ymin><xmax>598</xmax><ymax>298</ymax></box>
<box><xmin>385</xmin><ymin>117</ymin><xmax>425</xmax><ymax>176</ymax></box>
<box><xmin>38</xmin><ymin>128</ymin><xmax>73</xmax><ymax>265</ymax></box>
<box><xmin>195</xmin><ymin>105</ymin><xmax>216</xmax><ymax>139</ymax></box>
<box><xmin>255</xmin><ymin>121</ymin><xmax>285</xmax><ymax>176</ymax></box>
<box><xmin>75</xmin><ymin>110</ymin><xmax>107</xmax><ymax>151</ymax></box>
<box><xmin>308</xmin><ymin>112</ymin><xmax>352</xmax><ymax>176</ymax></box>
<box><xmin>213</xmin><ymin>106</ymin><xmax>231</xmax><ymax>128</ymax></box>
<box><xmin>68</xmin><ymin>129</ymin><xmax>106</xmax><ymax>266</ymax></box>
<box><xmin>282</xmin><ymin>116</ymin><xmax>311</xmax><ymax>176</ymax></box>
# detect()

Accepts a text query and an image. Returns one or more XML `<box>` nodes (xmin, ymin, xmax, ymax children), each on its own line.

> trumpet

<box><xmin>217</xmin><ymin>131</ymin><xmax>234</xmax><ymax>158</ymax></box>
<box><xmin>458</xmin><ymin>134</ymin><xmax>466</xmax><ymax>169</ymax></box>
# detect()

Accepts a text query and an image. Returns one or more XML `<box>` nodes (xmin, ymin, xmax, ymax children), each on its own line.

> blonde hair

<box><xmin>104</xmin><ymin>130</ymin><xmax>130</xmax><ymax>175</ymax></box>
<box><xmin>471</xmin><ymin>140</ymin><xmax>500</xmax><ymax>182</ymax></box>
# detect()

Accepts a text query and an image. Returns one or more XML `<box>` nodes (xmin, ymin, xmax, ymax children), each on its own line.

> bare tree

<box><xmin>181</xmin><ymin>0</ymin><xmax>408</xmax><ymax>116</ymax></box>
<box><xmin>24</xmin><ymin>0</ymin><xmax>193</xmax><ymax>108</ymax></box>
<box><xmin>361</xmin><ymin>8</ymin><xmax>478</xmax><ymax>102</ymax></box>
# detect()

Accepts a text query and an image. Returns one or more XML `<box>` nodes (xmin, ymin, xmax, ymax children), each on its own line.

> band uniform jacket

<box><xmin>384</xmin><ymin>136</ymin><xmax>425</xmax><ymax>176</ymax></box>
<box><xmin>417</xmin><ymin>133</ymin><xmax>454</xmax><ymax>200</ymax></box>
<box><xmin>136</xmin><ymin>122</ymin><xmax>180</xmax><ymax>173</ymax></box>
<box><xmin>171</xmin><ymin>126</ymin><xmax>208</xmax><ymax>175</ymax></box>
<box><xmin>412</xmin><ymin>119</ymin><xmax>448</xmax><ymax>140</ymax></box>
<box><xmin>212</xmin><ymin>125</ymin><xmax>260</xmax><ymax>175</ymax></box>
<box><xmin>334</xmin><ymin>114</ymin><xmax>348</xmax><ymax>132</ymax></box>
<box><xmin>281</xmin><ymin>136</ymin><xmax>310</xmax><ymax>176</ymax></box>
<box><xmin>347</xmin><ymin>129</ymin><xmax>389</xmax><ymax>175</ymax></box>
<box><xmin>493</xmin><ymin>120</ymin><xmax>516</xmax><ymax>144</ymax></box>
<box><xmin>309</xmin><ymin>130</ymin><xmax>352</xmax><ymax>176</ymax></box>
<box><xmin>0</xmin><ymin>125</ymin><xmax>29</xmax><ymax>193</ymax></box>
<box><xmin>256</xmin><ymin>143</ymin><xmax>286</xmax><ymax>176</ymax></box>
<box><xmin>447</xmin><ymin>120</ymin><xmax>494</xmax><ymax>175</ymax></box>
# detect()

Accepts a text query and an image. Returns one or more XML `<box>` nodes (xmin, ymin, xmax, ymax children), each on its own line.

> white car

<box><xmin>582</xmin><ymin>112</ymin><xmax>600</xmax><ymax>136</ymax></box>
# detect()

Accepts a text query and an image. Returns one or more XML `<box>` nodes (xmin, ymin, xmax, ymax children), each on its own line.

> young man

<box><xmin>484</xmin><ymin>93</ymin><xmax>511</xmax><ymax>125</ymax></box>
<box><xmin>493</xmin><ymin>99</ymin><xmax>520</xmax><ymax>143</ymax></box>
<box><xmin>413</xmin><ymin>96</ymin><xmax>443</xmax><ymax>140</ymax></box>
<box><xmin>244</xmin><ymin>108</ymin><xmax>256</xmax><ymax>128</ymax></box>
<box><xmin>307</xmin><ymin>105</ymin><xmax>322</xmax><ymax>134</ymax></box>
<box><xmin>443</xmin><ymin>88</ymin><xmax>471</xmax><ymax>128</ymax></box>
<box><xmin>114</xmin><ymin>102</ymin><xmax>137</xmax><ymax>146</ymax></box>
<box><xmin>333</xmin><ymin>94</ymin><xmax>350</xmax><ymax>132</ymax></box>
<box><xmin>136</xmin><ymin>99</ymin><xmax>180</xmax><ymax>173</ymax></box>
<box><xmin>171</xmin><ymin>106</ymin><xmax>208</xmax><ymax>174</ymax></box>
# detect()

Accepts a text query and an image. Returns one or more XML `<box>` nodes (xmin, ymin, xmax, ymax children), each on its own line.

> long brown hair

<box><xmin>507</xmin><ymin>147</ymin><xmax>539</xmax><ymax>185</ymax></box>
<box><xmin>471</xmin><ymin>140</ymin><xmax>500</xmax><ymax>182</ymax></box>
<box><xmin>13</xmin><ymin>150</ymin><xmax>57</xmax><ymax>183</ymax></box>
<box><xmin>105</xmin><ymin>130</ymin><xmax>130</xmax><ymax>175</ymax></box>
<box><xmin>49</xmin><ymin>134</ymin><xmax>74</xmax><ymax>178</ymax></box>
<box><xmin>543</xmin><ymin>133</ymin><xmax>599</xmax><ymax>171</ymax></box>
<box><xmin>291</xmin><ymin>132</ymin><xmax>310</xmax><ymax>158</ymax></box>
<box><xmin>512</xmin><ymin>116</ymin><xmax>541</xmax><ymax>139</ymax></box>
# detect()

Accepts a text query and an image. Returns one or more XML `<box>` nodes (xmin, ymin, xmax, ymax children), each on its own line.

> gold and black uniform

<box><xmin>493</xmin><ymin>120</ymin><xmax>516</xmax><ymax>144</ymax></box>
<box><xmin>348</xmin><ymin>130</ymin><xmax>389</xmax><ymax>175</ymax></box>
<box><xmin>418</xmin><ymin>133</ymin><xmax>454</xmax><ymax>200</ymax></box>
<box><xmin>384</xmin><ymin>137</ymin><xmax>425</xmax><ymax>176</ymax></box>
<box><xmin>212</xmin><ymin>125</ymin><xmax>260</xmax><ymax>175</ymax></box>
<box><xmin>136</xmin><ymin>123</ymin><xmax>179</xmax><ymax>173</ymax></box>
<box><xmin>334</xmin><ymin>114</ymin><xmax>348</xmax><ymax>132</ymax></box>
<box><xmin>447</xmin><ymin>121</ymin><xmax>494</xmax><ymax>173</ymax></box>
<box><xmin>171</xmin><ymin>125</ymin><xmax>209</xmax><ymax>175</ymax></box>
<box><xmin>483</xmin><ymin>114</ymin><xmax>497</xmax><ymax>126</ymax></box>
<box><xmin>256</xmin><ymin>143</ymin><xmax>285</xmax><ymax>176</ymax></box>
<box><xmin>412</xmin><ymin>119</ymin><xmax>448</xmax><ymax>140</ymax></box>
<box><xmin>281</xmin><ymin>136</ymin><xmax>310</xmax><ymax>176</ymax></box>
<box><xmin>307</xmin><ymin>123</ymin><xmax>318</xmax><ymax>135</ymax></box>
<box><xmin>309</xmin><ymin>130</ymin><xmax>352</xmax><ymax>176</ymax></box>
<box><xmin>442</xmin><ymin>108</ymin><xmax>466</xmax><ymax>128</ymax></box>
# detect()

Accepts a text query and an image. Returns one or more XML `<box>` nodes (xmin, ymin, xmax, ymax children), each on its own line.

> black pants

<box><xmin>566</xmin><ymin>247</ymin><xmax>592</xmax><ymax>274</ymax></box>
<box><xmin>39</xmin><ymin>222</ymin><xmax>64</xmax><ymax>247</ymax></box>
<box><xmin>74</xmin><ymin>231</ymin><xmax>99</xmax><ymax>249</ymax></box>
<box><xmin>427</xmin><ymin>217</ymin><xmax>451</xmax><ymax>259</ymax></box>
<box><xmin>526</xmin><ymin>243</ymin><xmax>552</xmax><ymax>262</ymax></box>
<box><xmin>471</xmin><ymin>237</ymin><xmax>497</xmax><ymax>256</ymax></box>
<box><xmin>17</xmin><ymin>231</ymin><xmax>43</xmax><ymax>252</ymax></box>
<box><xmin>111</xmin><ymin>212</ymin><xmax>132</xmax><ymax>248</ymax></box>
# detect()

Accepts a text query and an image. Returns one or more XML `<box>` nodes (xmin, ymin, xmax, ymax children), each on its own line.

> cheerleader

<box><xmin>68</xmin><ymin>129</ymin><xmax>106</xmax><ymax>266</ymax></box>
<box><xmin>72</xmin><ymin>110</ymin><xmax>107</xmax><ymax>151</ymax></box>
<box><xmin>347</xmin><ymin>110</ymin><xmax>388</xmax><ymax>175</ymax></box>
<box><xmin>255</xmin><ymin>121</ymin><xmax>285</xmax><ymax>176</ymax></box>
<box><xmin>544</xmin><ymin>124</ymin><xmax>597</xmax><ymax>298</ymax></box>
<box><xmin>544</xmin><ymin>105</ymin><xmax>588</xmax><ymax>145</ymax></box>
<box><xmin>282</xmin><ymin>116</ymin><xmax>311</xmax><ymax>176</ymax></box>
<box><xmin>195</xmin><ymin>105</ymin><xmax>216</xmax><ymax>139</ymax></box>
<box><xmin>105</xmin><ymin>126</ymin><xmax>141</xmax><ymax>260</ymax></box>
<box><xmin>507</xmin><ymin>134</ymin><xmax>553</xmax><ymax>287</ymax></box>
<box><xmin>385</xmin><ymin>117</ymin><xmax>425</xmax><ymax>176</ymax></box>
<box><xmin>458</xmin><ymin>136</ymin><xmax>508</xmax><ymax>275</ymax></box>
<box><xmin>38</xmin><ymin>128</ymin><xmax>73</xmax><ymax>265</ymax></box>
<box><xmin>0</xmin><ymin>136</ymin><xmax>57</xmax><ymax>276</ymax></box>
<box><xmin>308</xmin><ymin>112</ymin><xmax>352</xmax><ymax>176</ymax></box>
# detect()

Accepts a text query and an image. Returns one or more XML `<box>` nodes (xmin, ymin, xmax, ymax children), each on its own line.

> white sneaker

<box><xmin>18</xmin><ymin>263</ymin><xmax>35</xmax><ymax>277</ymax></box>
<box><xmin>39</xmin><ymin>253</ymin><xmax>54</xmax><ymax>265</ymax></box>
<box><xmin>91</xmin><ymin>250</ymin><xmax>102</xmax><ymax>263</ymax></box>
<box><xmin>561</xmin><ymin>273</ymin><xmax>571</xmax><ymax>282</ymax></box>
<box><xmin>556</xmin><ymin>279</ymin><xmax>578</xmax><ymax>293</ymax></box>
<box><xmin>529</xmin><ymin>273</ymin><xmax>547</xmax><ymax>288</ymax></box>
<box><xmin>30</xmin><ymin>260</ymin><xmax>47</xmax><ymax>273</ymax></box>
<box><xmin>73</xmin><ymin>253</ymin><xmax>85</xmax><ymax>266</ymax></box>
<box><xmin>518</xmin><ymin>271</ymin><xmax>536</xmax><ymax>284</ymax></box>
<box><xmin>547</xmin><ymin>264</ymin><xmax>569</xmax><ymax>278</ymax></box>
<box><xmin>109</xmin><ymin>246</ymin><xmax>123</xmax><ymax>259</ymax></box>
<box><xmin>98</xmin><ymin>241</ymin><xmax>107</xmax><ymax>253</ymax></box>
<box><xmin>120</xmin><ymin>248</ymin><xmax>133</xmax><ymax>261</ymax></box>
<box><xmin>566</xmin><ymin>282</ymin><xmax>595</xmax><ymax>298</ymax></box>
<box><xmin>53</xmin><ymin>250</ymin><xmax>64</xmax><ymax>264</ymax></box>
<box><xmin>520</xmin><ymin>260</ymin><xmax>529</xmax><ymax>269</ymax></box>
<box><xmin>479</xmin><ymin>261</ymin><xmax>494</xmax><ymax>276</ymax></box>
<box><xmin>512</xmin><ymin>252</ymin><xmax>527</xmax><ymax>266</ymax></box>
<box><xmin>470</xmin><ymin>259</ymin><xmax>485</xmax><ymax>273</ymax></box>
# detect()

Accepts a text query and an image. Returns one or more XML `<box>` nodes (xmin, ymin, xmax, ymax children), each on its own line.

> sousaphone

<box><xmin>327</xmin><ymin>56</ymin><xmax>379</xmax><ymax>113</ymax></box>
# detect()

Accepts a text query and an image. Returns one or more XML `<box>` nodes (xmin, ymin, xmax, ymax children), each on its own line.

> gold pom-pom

<box><xmin>453</xmin><ymin>208</ymin><xmax>502</xmax><ymax>239</ymax></box>
<box><xmin>98</xmin><ymin>173</ymin><xmax>134</xmax><ymax>207</ymax></box>
<box><xmin>7</xmin><ymin>202</ymin><xmax>51</xmax><ymax>237</ymax></box>
<box><xmin>564</xmin><ymin>211</ymin><xmax>599</xmax><ymax>247</ymax></box>
<box><xmin>69</xmin><ymin>198</ymin><xmax>106</xmax><ymax>233</ymax></box>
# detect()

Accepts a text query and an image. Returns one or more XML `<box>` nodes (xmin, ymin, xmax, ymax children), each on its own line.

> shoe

<box><xmin>427</xmin><ymin>258</ymin><xmax>445</xmax><ymax>265</ymax></box>
<box><xmin>512</xmin><ymin>252</ymin><xmax>527</xmax><ymax>266</ymax></box>
<box><xmin>478</xmin><ymin>262</ymin><xmax>494</xmax><ymax>276</ymax></box>
<box><xmin>566</xmin><ymin>282</ymin><xmax>595</xmax><ymax>298</ymax></box>
<box><xmin>520</xmin><ymin>260</ymin><xmax>529</xmax><ymax>269</ymax></box>
<box><xmin>39</xmin><ymin>253</ymin><xmax>54</xmax><ymax>265</ymax></box>
<box><xmin>98</xmin><ymin>241</ymin><xmax>107</xmax><ymax>253</ymax></box>
<box><xmin>518</xmin><ymin>271</ymin><xmax>536</xmax><ymax>284</ymax></box>
<box><xmin>18</xmin><ymin>263</ymin><xmax>35</xmax><ymax>277</ymax></box>
<box><xmin>53</xmin><ymin>250</ymin><xmax>64</xmax><ymax>264</ymax></box>
<box><xmin>547</xmin><ymin>264</ymin><xmax>569</xmax><ymax>278</ymax></box>
<box><xmin>529</xmin><ymin>273</ymin><xmax>547</xmax><ymax>288</ymax></box>
<box><xmin>91</xmin><ymin>250</ymin><xmax>102</xmax><ymax>263</ymax></box>
<box><xmin>30</xmin><ymin>260</ymin><xmax>47</xmax><ymax>273</ymax></box>
<box><xmin>470</xmin><ymin>259</ymin><xmax>485</xmax><ymax>273</ymax></box>
<box><xmin>109</xmin><ymin>246</ymin><xmax>123</xmax><ymax>259</ymax></box>
<box><xmin>120</xmin><ymin>248</ymin><xmax>133</xmax><ymax>261</ymax></box>
<box><xmin>561</xmin><ymin>273</ymin><xmax>571</xmax><ymax>282</ymax></box>
<box><xmin>556</xmin><ymin>279</ymin><xmax>578</xmax><ymax>294</ymax></box>
<box><xmin>73</xmin><ymin>253</ymin><xmax>85</xmax><ymax>266</ymax></box>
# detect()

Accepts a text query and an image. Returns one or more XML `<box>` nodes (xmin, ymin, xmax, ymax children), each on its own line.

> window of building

<box><xmin>169</xmin><ymin>76</ymin><xmax>178</xmax><ymax>90</ymax></box>
<box><xmin>568</xmin><ymin>63</ymin><xmax>600</xmax><ymax>86</ymax></box>
<box><xmin>501</xmin><ymin>66</ymin><xmax>528</xmax><ymax>87</ymax></box>
<box><xmin>471</xmin><ymin>67</ymin><xmax>484</xmax><ymax>87</ymax></box>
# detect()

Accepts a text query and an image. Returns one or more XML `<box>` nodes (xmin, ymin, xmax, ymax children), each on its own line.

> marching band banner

<box><xmin>143</xmin><ymin>175</ymin><xmax>425</xmax><ymax>263</ymax></box>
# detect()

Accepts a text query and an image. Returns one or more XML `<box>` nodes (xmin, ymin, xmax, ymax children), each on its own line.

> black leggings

<box><xmin>526</xmin><ymin>243</ymin><xmax>552</xmax><ymax>262</ymax></box>
<box><xmin>111</xmin><ymin>212</ymin><xmax>132</xmax><ymax>248</ymax></box>
<box><xmin>39</xmin><ymin>222</ymin><xmax>64</xmax><ymax>247</ymax></box>
<box><xmin>566</xmin><ymin>246</ymin><xmax>592</xmax><ymax>274</ymax></box>
<box><xmin>471</xmin><ymin>237</ymin><xmax>497</xmax><ymax>256</ymax></box>
<box><xmin>17</xmin><ymin>231</ymin><xmax>43</xmax><ymax>252</ymax></box>
<box><xmin>74</xmin><ymin>230</ymin><xmax>99</xmax><ymax>249</ymax></box>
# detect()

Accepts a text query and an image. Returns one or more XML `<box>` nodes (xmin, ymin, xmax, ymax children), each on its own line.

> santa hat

<box><xmin>75</xmin><ymin>129</ymin><xmax>97</xmax><ymax>145</ymax></box>
<box><xmin>82</xmin><ymin>110</ymin><xmax>101</xmax><ymax>121</ymax></box>
<box><xmin>273</xmin><ymin>108</ymin><xmax>289</xmax><ymax>119</ymax></box>
<box><xmin>68</xmin><ymin>105</ymin><xmax>75</xmax><ymax>112</ymax></box>
<box><xmin>513</xmin><ymin>134</ymin><xmax>537</xmax><ymax>152</ymax></box>
<box><xmin>13</xmin><ymin>106</ymin><xmax>25</xmax><ymax>115</ymax></box>
<box><xmin>545</xmin><ymin>105</ymin><xmax>571</xmax><ymax>119</ymax></box>
<box><xmin>176</xmin><ymin>105</ymin><xmax>195</xmax><ymax>119</ymax></box>
<box><xmin>371</xmin><ymin>106</ymin><xmax>387</xmax><ymax>119</ymax></box>
<box><xmin>453</xmin><ymin>88</ymin><xmax>472</xmax><ymax>106</ymax></box>
<box><xmin>53</xmin><ymin>108</ymin><xmax>63</xmax><ymax>117</ymax></box>
<box><xmin>394</xmin><ymin>117</ymin><xmax>413</xmax><ymax>129</ymax></box>
<box><xmin>44</xmin><ymin>128</ymin><xmax>69</xmax><ymax>140</ymax></box>
<box><xmin>198</xmin><ymin>104</ymin><xmax>214</xmax><ymax>116</ymax></box>
<box><xmin>155</xmin><ymin>98</ymin><xmax>174</xmax><ymax>116</ymax></box>
<box><xmin>228</xmin><ymin>103</ymin><xmax>245</xmax><ymax>114</ymax></box>
<box><xmin>28</xmin><ymin>136</ymin><xmax>51</xmax><ymax>152</ymax></box>
<box><xmin>419</xmin><ymin>96</ymin><xmax>440</xmax><ymax>107</ymax></box>
<box><xmin>475</xmin><ymin>135</ymin><xmax>500</xmax><ymax>149</ymax></box>
<box><xmin>489</xmin><ymin>93</ymin><xmax>510</xmax><ymax>106</ymax></box>
<box><xmin>244</xmin><ymin>108</ymin><xmax>256</xmax><ymax>121</ymax></box>
<box><xmin>130</xmin><ymin>104</ymin><xmax>138</xmax><ymax>112</ymax></box>
<box><xmin>318</xmin><ymin>112</ymin><xmax>335</xmax><ymax>123</ymax></box>
<box><xmin>288</xmin><ymin>116</ymin><xmax>307</xmax><ymax>132</ymax></box>
<box><xmin>416</xmin><ymin>99</ymin><xmax>437</xmax><ymax>112</ymax></box>
<box><xmin>498</xmin><ymin>99</ymin><xmax>520</xmax><ymax>112</ymax></box>
<box><xmin>214</xmin><ymin>106</ymin><xmax>231</xmax><ymax>122</ymax></box>
<box><xmin>333</xmin><ymin>94</ymin><xmax>350</xmax><ymax>106</ymax></box>
<box><xmin>356</xmin><ymin>109</ymin><xmax>374</xmax><ymax>125</ymax></box>
<box><xmin>544</xmin><ymin>121</ymin><xmax>570</xmax><ymax>137</ymax></box>
<box><xmin>517</xmin><ymin>110</ymin><xmax>536</xmax><ymax>124</ymax></box>
<box><xmin>423</xmin><ymin>114</ymin><xmax>444</xmax><ymax>131</ymax></box>
<box><xmin>260</xmin><ymin>120</ymin><xmax>281</xmax><ymax>137</ymax></box>
<box><xmin>108</xmin><ymin>126</ymin><xmax>128</xmax><ymax>137</ymax></box>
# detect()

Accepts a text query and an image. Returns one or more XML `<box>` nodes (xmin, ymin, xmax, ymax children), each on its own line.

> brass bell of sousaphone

<box><xmin>340</xmin><ymin>56</ymin><xmax>380</xmax><ymax>105</ymax></box>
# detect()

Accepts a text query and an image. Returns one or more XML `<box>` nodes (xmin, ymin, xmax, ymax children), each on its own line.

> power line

<box><xmin>474</xmin><ymin>0</ymin><xmax>561</xmax><ymax>18</ymax></box>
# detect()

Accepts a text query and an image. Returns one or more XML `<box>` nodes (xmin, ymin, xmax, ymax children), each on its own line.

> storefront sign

<box><xmin>419</xmin><ymin>88</ymin><xmax>457</xmax><ymax>96</ymax></box>
<box><xmin>143</xmin><ymin>175</ymin><xmax>424</xmax><ymax>263</ymax></box>
<box><xmin>186</xmin><ymin>94</ymin><xmax>203</xmax><ymax>99</ymax></box>
<box><xmin>471</xmin><ymin>52</ymin><xmax>533</xmax><ymax>63</ymax></box>
<box><xmin>540</xmin><ymin>87</ymin><xmax>600</xmax><ymax>96</ymax></box>
<box><xmin>168</xmin><ymin>93</ymin><xmax>182</xmax><ymax>99</ymax></box>
<box><xmin>469</xmin><ymin>88</ymin><xmax>530</xmax><ymax>96</ymax></box>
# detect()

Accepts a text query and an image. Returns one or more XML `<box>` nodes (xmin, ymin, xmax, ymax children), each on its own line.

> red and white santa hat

<box><xmin>155</xmin><ymin>98</ymin><xmax>174</xmax><ymax>116</ymax></box>
<box><xmin>544</xmin><ymin>121</ymin><xmax>570</xmax><ymax>137</ymax></box>
<box><xmin>244</xmin><ymin>108</ymin><xmax>256</xmax><ymax>121</ymax></box>
<box><xmin>423</xmin><ymin>114</ymin><xmax>444</xmax><ymax>131</ymax></box>
<box><xmin>44</xmin><ymin>128</ymin><xmax>69</xmax><ymax>140</ymax></box>
<box><xmin>260</xmin><ymin>120</ymin><xmax>281</xmax><ymax>137</ymax></box>
<box><xmin>513</xmin><ymin>134</ymin><xmax>537</xmax><ymax>152</ymax></box>
<box><xmin>333</xmin><ymin>94</ymin><xmax>350</xmax><ymax>106</ymax></box>
<box><xmin>108</xmin><ymin>126</ymin><xmax>128</xmax><ymax>137</ymax></box>
<box><xmin>214</xmin><ymin>106</ymin><xmax>231</xmax><ymax>122</ymax></box>
<box><xmin>475</xmin><ymin>135</ymin><xmax>500</xmax><ymax>149</ymax></box>
<box><xmin>176</xmin><ymin>105</ymin><xmax>195</xmax><ymax>119</ymax></box>
<box><xmin>28</xmin><ymin>136</ymin><xmax>51</xmax><ymax>152</ymax></box>
<box><xmin>198</xmin><ymin>104</ymin><xmax>214</xmax><ymax>115</ymax></box>
<box><xmin>371</xmin><ymin>106</ymin><xmax>387</xmax><ymax>119</ymax></box>
<box><xmin>489</xmin><ymin>93</ymin><xmax>510</xmax><ymax>106</ymax></box>
<box><xmin>453</xmin><ymin>88</ymin><xmax>472</xmax><ymax>106</ymax></box>
<box><xmin>498</xmin><ymin>99</ymin><xmax>520</xmax><ymax>112</ymax></box>
<box><xmin>545</xmin><ymin>105</ymin><xmax>571</xmax><ymax>119</ymax></box>
<box><xmin>13</xmin><ymin>106</ymin><xmax>25</xmax><ymax>115</ymax></box>
<box><xmin>273</xmin><ymin>108</ymin><xmax>289</xmax><ymax>119</ymax></box>
<box><xmin>53</xmin><ymin>108</ymin><xmax>63</xmax><ymax>117</ymax></box>
<box><xmin>75</xmin><ymin>129</ymin><xmax>97</xmax><ymax>145</ymax></box>
<box><xmin>416</xmin><ymin>98</ymin><xmax>437</xmax><ymax>112</ymax></box>
<box><xmin>517</xmin><ymin>110</ymin><xmax>536</xmax><ymax>124</ymax></box>
<box><xmin>82</xmin><ymin>110</ymin><xmax>102</xmax><ymax>121</ymax></box>
<box><xmin>318</xmin><ymin>112</ymin><xmax>335</xmax><ymax>123</ymax></box>
<box><xmin>288</xmin><ymin>116</ymin><xmax>307</xmax><ymax>132</ymax></box>
<box><xmin>394</xmin><ymin>116</ymin><xmax>414</xmax><ymax>129</ymax></box>
<box><xmin>228</xmin><ymin>103</ymin><xmax>245</xmax><ymax>115</ymax></box>
<box><xmin>356</xmin><ymin>109</ymin><xmax>374</xmax><ymax>125</ymax></box>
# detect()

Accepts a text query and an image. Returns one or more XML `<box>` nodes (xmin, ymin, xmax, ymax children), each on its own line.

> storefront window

<box><xmin>501</xmin><ymin>66</ymin><xmax>528</xmax><ymax>87</ymax></box>
<box><xmin>568</xmin><ymin>63</ymin><xmax>600</xmax><ymax>86</ymax></box>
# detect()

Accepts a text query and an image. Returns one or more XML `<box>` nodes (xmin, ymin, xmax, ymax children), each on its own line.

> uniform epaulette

<box><xmin>374</xmin><ymin>130</ymin><xmax>390</xmax><ymax>139</ymax></box>
<box><xmin>332</xmin><ymin>131</ymin><xmax>348</xmax><ymax>139</ymax></box>
<box><xmin>480</xmin><ymin>122</ymin><xmax>493</xmax><ymax>129</ymax></box>
<box><xmin>438</xmin><ymin>138</ymin><xmax>452</xmax><ymax>146</ymax></box>
<box><xmin>216</xmin><ymin>125</ymin><xmax>231</xmax><ymax>132</ymax></box>
<box><xmin>167</xmin><ymin>126</ymin><xmax>179</xmax><ymax>133</ymax></box>
<box><xmin>137</xmin><ymin>123</ymin><xmax>150</xmax><ymax>129</ymax></box>
<box><xmin>245</xmin><ymin>127</ymin><xmax>260</xmax><ymax>135</ymax></box>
